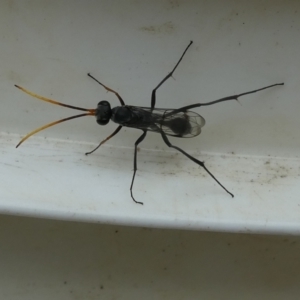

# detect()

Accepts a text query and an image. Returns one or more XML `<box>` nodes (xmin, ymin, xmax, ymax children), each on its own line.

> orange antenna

<box><xmin>15</xmin><ymin>85</ymin><xmax>96</xmax><ymax>148</ymax></box>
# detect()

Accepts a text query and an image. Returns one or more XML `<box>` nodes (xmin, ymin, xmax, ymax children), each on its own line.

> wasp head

<box><xmin>95</xmin><ymin>101</ymin><xmax>112</xmax><ymax>125</ymax></box>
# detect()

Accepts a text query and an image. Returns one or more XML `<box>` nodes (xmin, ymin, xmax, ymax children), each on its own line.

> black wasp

<box><xmin>15</xmin><ymin>41</ymin><xmax>284</xmax><ymax>204</ymax></box>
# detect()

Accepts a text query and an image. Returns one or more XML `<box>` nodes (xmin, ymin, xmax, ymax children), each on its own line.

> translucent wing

<box><xmin>159</xmin><ymin>109</ymin><xmax>205</xmax><ymax>138</ymax></box>
<box><xmin>125</xmin><ymin>106</ymin><xmax>206</xmax><ymax>138</ymax></box>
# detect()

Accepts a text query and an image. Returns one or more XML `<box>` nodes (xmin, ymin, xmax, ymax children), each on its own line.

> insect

<box><xmin>15</xmin><ymin>41</ymin><xmax>284</xmax><ymax>204</ymax></box>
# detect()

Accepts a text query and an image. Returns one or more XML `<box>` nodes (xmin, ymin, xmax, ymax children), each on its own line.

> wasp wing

<box><xmin>125</xmin><ymin>106</ymin><xmax>206</xmax><ymax>138</ymax></box>
<box><xmin>159</xmin><ymin>109</ymin><xmax>205</xmax><ymax>137</ymax></box>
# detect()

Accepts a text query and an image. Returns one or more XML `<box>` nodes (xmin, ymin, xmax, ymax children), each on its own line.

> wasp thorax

<box><xmin>111</xmin><ymin>106</ymin><xmax>132</xmax><ymax>124</ymax></box>
<box><xmin>95</xmin><ymin>101</ymin><xmax>112</xmax><ymax>125</ymax></box>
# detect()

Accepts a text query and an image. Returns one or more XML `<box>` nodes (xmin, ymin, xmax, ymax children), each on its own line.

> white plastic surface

<box><xmin>1</xmin><ymin>1</ymin><xmax>300</xmax><ymax>234</ymax></box>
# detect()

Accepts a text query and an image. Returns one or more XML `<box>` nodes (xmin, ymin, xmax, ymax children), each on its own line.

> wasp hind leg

<box><xmin>160</xmin><ymin>131</ymin><xmax>234</xmax><ymax>198</ymax></box>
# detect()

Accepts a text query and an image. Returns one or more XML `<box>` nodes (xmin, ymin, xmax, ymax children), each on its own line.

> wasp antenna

<box><xmin>16</xmin><ymin>112</ymin><xmax>94</xmax><ymax>148</ymax></box>
<box><xmin>15</xmin><ymin>85</ymin><xmax>94</xmax><ymax>112</ymax></box>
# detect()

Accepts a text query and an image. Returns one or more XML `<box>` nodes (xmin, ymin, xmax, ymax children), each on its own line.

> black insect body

<box><xmin>15</xmin><ymin>41</ymin><xmax>284</xmax><ymax>204</ymax></box>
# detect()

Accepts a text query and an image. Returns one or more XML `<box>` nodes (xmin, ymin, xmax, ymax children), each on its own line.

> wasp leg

<box><xmin>151</xmin><ymin>41</ymin><xmax>193</xmax><ymax>109</ymax></box>
<box><xmin>160</xmin><ymin>130</ymin><xmax>234</xmax><ymax>198</ymax></box>
<box><xmin>130</xmin><ymin>130</ymin><xmax>147</xmax><ymax>205</ymax></box>
<box><xmin>88</xmin><ymin>73</ymin><xmax>125</xmax><ymax>106</ymax></box>
<box><xmin>166</xmin><ymin>83</ymin><xmax>284</xmax><ymax>116</ymax></box>
<box><xmin>85</xmin><ymin>125</ymin><xmax>122</xmax><ymax>155</ymax></box>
